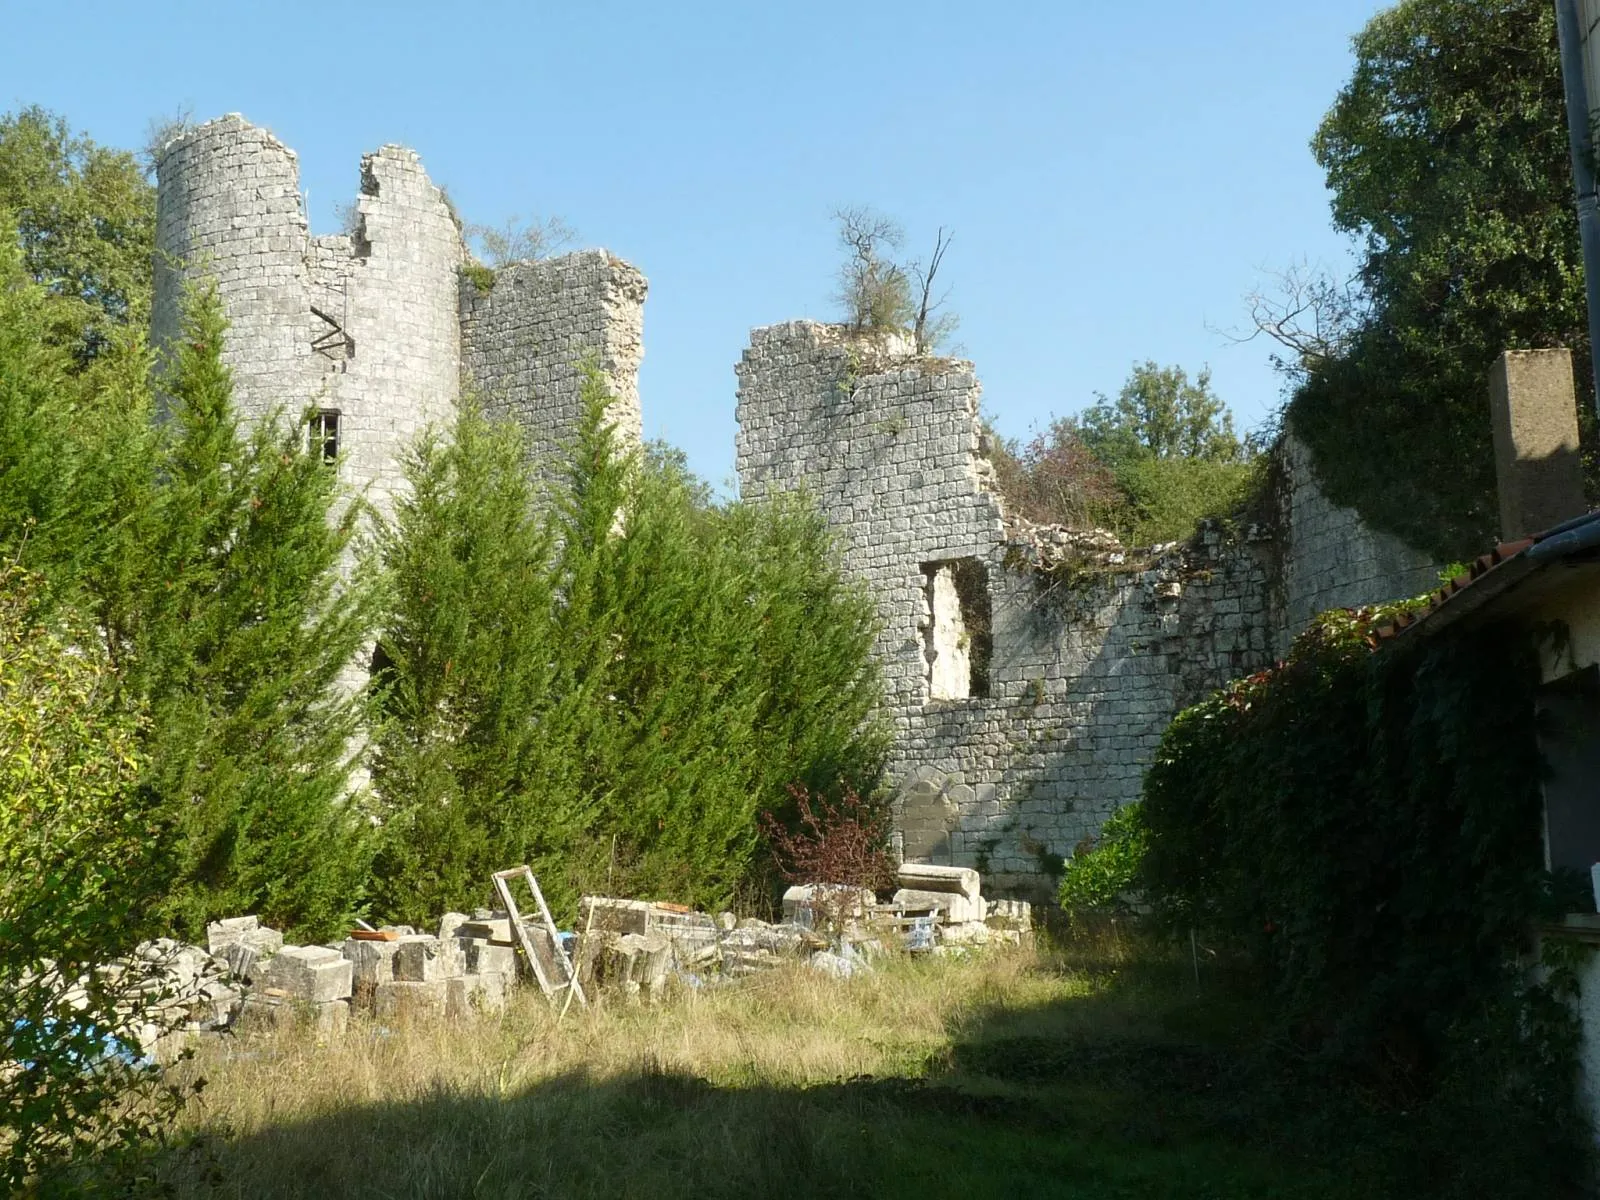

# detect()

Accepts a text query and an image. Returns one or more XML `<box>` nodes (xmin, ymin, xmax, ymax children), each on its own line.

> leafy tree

<box><xmin>832</xmin><ymin>206</ymin><xmax>957</xmax><ymax>352</ymax></box>
<box><xmin>985</xmin><ymin>420</ymin><xmax>1129</xmax><ymax>530</ymax></box>
<box><xmin>1286</xmin><ymin>0</ymin><xmax>1580</xmax><ymax>560</ymax></box>
<box><xmin>1075</xmin><ymin>362</ymin><xmax>1244</xmax><ymax>468</ymax></box>
<box><xmin>989</xmin><ymin>362</ymin><xmax>1257</xmax><ymax>544</ymax></box>
<box><xmin>0</xmin><ymin>211</ymin><xmax>157</xmax><ymax>619</ymax></box>
<box><xmin>0</xmin><ymin>567</ymin><xmax>181</xmax><ymax>1193</ymax></box>
<box><xmin>467</xmin><ymin>213</ymin><xmax>578</xmax><ymax>266</ymax></box>
<box><xmin>0</xmin><ymin>106</ymin><xmax>154</xmax><ymax>365</ymax></box>
<box><xmin>0</xmin><ymin>257</ymin><xmax>379</xmax><ymax>938</ymax></box>
<box><xmin>367</xmin><ymin>402</ymin><xmax>580</xmax><ymax>923</ymax></box>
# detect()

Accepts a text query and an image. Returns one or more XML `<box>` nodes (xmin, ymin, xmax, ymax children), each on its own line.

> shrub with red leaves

<box><xmin>760</xmin><ymin>784</ymin><xmax>896</xmax><ymax>895</ymax></box>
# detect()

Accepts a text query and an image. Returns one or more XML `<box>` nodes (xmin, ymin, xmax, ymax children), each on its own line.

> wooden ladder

<box><xmin>492</xmin><ymin>866</ymin><xmax>587</xmax><ymax>1009</ymax></box>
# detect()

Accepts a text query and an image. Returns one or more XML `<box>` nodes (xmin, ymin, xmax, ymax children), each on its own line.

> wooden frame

<box><xmin>492</xmin><ymin>866</ymin><xmax>586</xmax><ymax>1008</ymax></box>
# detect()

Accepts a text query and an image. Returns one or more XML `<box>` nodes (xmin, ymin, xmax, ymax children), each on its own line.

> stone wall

<box><xmin>1274</xmin><ymin>431</ymin><xmax>1439</xmax><ymax>650</ymax></box>
<box><xmin>735</xmin><ymin>323</ymin><xmax>1275</xmax><ymax>898</ymax></box>
<box><xmin>154</xmin><ymin>116</ymin><xmax>465</xmax><ymax>526</ymax></box>
<box><xmin>460</xmin><ymin>250</ymin><xmax>647</xmax><ymax>476</ymax></box>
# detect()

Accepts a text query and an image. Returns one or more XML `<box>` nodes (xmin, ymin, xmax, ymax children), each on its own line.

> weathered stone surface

<box><xmin>341</xmin><ymin>938</ymin><xmax>402</xmax><ymax>1005</ymax></box>
<box><xmin>892</xmin><ymin>889</ymin><xmax>984</xmax><ymax>924</ymax></box>
<box><xmin>460</xmin><ymin>938</ymin><xmax>517</xmax><ymax>977</ymax></box>
<box><xmin>237</xmin><ymin>995</ymin><xmax>348</xmax><ymax>1036</ymax></box>
<box><xmin>461</xmin><ymin>251</ymin><xmax>646</xmax><ymax>482</ymax></box>
<box><xmin>437</xmin><ymin>912</ymin><xmax>471</xmax><ymax>942</ymax></box>
<box><xmin>896</xmin><ymin>864</ymin><xmax>980</xmax><ymax>901</ymax></box>
<box><xmin>154</xmin><ymin>115</ymin><xmax>465</xmax><ymax>540</ymax></box>
<box><xmin>734</xmin><ymin>323</ymin><xmax>1384</xmax><ymax>894</ymax></box>
<box><xmin>457</xmin><ymin>919</ymin><xmax>514</xmax><ymax>944</ymax></box>
<box><xmin>445</xmin><ymin>972</ymin><xmax>508</xmax><ymax>1019</ymax></box>
<box><xmin>205</xmin><ymin>916</ymin><xmax>259</xmax><ymax>956</ymax></box>
<box><xmin>258</xmin><ymin>945</ymin><xmax>352</xmax><ymax>1003</ymax></box>
<box><xmin>393</xmin><ymin>936</ymin><xmax>463</xmax><ymax>982</ymax></box>
<box><xmin>782</xmin><ymin>885</ymin><xmax>874</xmax><ymax>928</ymax></box>
<box><xmin>984</xmin><ymin>898</ymin><xmax>1033</xmax><ymax>932</ymax></box>
<box><xmin>1489</xmin><ymin>348</ymin><xmax>1586</xmax><ymax>540</ymax></box>
<box><xmin>374</xmin><ymin>979</ymin><xmax>448</xmax><ymax>1023</ymax></box>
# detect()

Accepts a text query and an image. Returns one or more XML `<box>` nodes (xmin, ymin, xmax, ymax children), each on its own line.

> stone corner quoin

<box><xmin>153</xmin><ymin>113</ymin><xmax>1437</xmax><ymax>902</ymax></box>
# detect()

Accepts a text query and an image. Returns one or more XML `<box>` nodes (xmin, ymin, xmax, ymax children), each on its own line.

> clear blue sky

<box><xmin>3</xmin><ymin>1</ymin><xmax>1386</xmax><ymax>490</ymax></box>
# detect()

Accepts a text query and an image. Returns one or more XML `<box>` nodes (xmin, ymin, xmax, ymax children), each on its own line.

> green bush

<box><xmin>0</xmin><ymin>258</ymin><xmax>378</xmax><ymax>941</ymax></box>
<box><xmin>1057</xmin><ymin>804</ymin><xmax>1146</xmax><ymax>913</ymax></box>
<box><xmin>0</xmin><ymin>568</ymin><xmax>182</xmax><ymax>1192</ymax></box>
<box><xmin>1115</xmin><ymin>456</ymin><xmax>1258</xmax><ymax>545</ymax></box>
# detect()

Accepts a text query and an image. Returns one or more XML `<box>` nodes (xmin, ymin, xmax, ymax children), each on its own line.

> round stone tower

<box><xmin>152</xmin><ymin>114</ymin><xmax>310</xmax><ymax>426</ymax></box>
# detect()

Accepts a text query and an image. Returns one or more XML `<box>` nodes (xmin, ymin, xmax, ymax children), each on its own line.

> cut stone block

<box><xmin>984</xmin><ymin>899</ymin><xmax>1033</xmax><ymax>932</ymax></box>
<box><xmin>896</xmin><ymin>864</ymin><xmax>981</xmax><ymax>902</ymax></box>
<box><xmin>393</xmin><ymin>936</ymin><xmax>464</xmax><ymax>982</ymax></box>
<box><xmin>446</xmin><ymin>971</ymin><xmax>508</xmax><ymax>1019</ymax></box>
<box><xmin>893</xmin><ymin>888</ymin><xmax>984</xmax><ymax>924</ymax></box>
<box><xmin>257</xmin><ymin>945</ymin><xmax>353</xmax><ymax>1003</ymax></box>
<box><xmin>374</xmin><ymin>979</ymin><xmax>448</xmax><ymax>1023</ymax></box>
<box><xmin>341</xmin><ymin>938</ymin><xmax>402</xmax><ymax>1006</ymax></box>
<box><xmin>237</xmin><ymin>995</ymin><xmax>348</xmax><ymax>1036</ymax></box>
<box><xmin>217</xmin><ymin>925</ymin><xmax>284</xmax><ymax>985</ymax></box>
<box><xmin>460</xmin><ymin>938</ymin><xmax>517</xmax><ymax>976</ymax></box>
<box><xmin>457</xmin><ymin>919</ymin><xmax>514</xmax><ymax>944</ymax></box>
<box><xmin>782</xmin><ymin>884</ymin><xmax>874</xmax><ymax>927</ymax></box>
<box><xmin>437</xmin><ymin>911</ymin><xmax>472</xmax><ymax>941</ymax></box>
<box><xmin>205</xmin><ymin>915</ymin><xmax>259</xmax><ymax>956</ymax></box>
<box><xmin>940</xmin><ymin>921</ymin><xmax>992</xmax><ymax>946</ymax></box>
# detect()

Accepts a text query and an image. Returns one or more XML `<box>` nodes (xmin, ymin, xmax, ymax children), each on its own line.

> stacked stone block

<box><xmin>154</xmin><ymin>116</ymin><xmax>466</xmax><ymax>530</ymax></box>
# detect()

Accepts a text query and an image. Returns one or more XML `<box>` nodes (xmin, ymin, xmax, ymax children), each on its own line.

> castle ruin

<box><xmin>154</xmin><ymin>115</ymin><xmax>1442</xmax><ymax>900</ymax></box>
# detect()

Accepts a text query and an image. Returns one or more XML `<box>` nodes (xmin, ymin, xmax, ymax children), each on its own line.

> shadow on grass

<box><xmin>137</xmin><ymin>943</ymin><xmax>1584</xmax><ymax>1200</ymax></box>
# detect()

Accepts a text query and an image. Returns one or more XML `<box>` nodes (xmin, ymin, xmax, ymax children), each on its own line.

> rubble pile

<box><xmin>54</xmin><ymin>866</ymin><xmax>1032</xmax><ymax>1058</ymax></box>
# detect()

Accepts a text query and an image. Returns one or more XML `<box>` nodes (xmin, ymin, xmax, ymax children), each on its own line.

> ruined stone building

<box><xmin>155</xmin><ymin>114</ymin><xmax>1441</xmax><ymax>901</ymax></box>
<box><xmin>152</xmin><ymin>114</ymin><xmax>645</xmax><ymax>525</ymax></box>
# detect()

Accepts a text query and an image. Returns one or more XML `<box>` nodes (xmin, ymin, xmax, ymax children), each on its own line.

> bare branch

<box><xmin>909</xmin><ymin>226</ymin><xmax>957</xmax><ymax>353</ymax></box>
<box><xmin>466</xmin><ymin>213</ymin><xmax>579</xmax><ymax>267</ymax></box>
<box><xmin>1217</xmin><ymin>259</ymin><xmax>1366</xmax><ymax>380</ymax></box>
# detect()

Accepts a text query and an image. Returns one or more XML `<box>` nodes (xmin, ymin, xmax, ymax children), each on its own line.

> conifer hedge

<box><xmin>368</xmin><ymin>373</ymin><xmax>889</xmax><ymax>924</ymax></box>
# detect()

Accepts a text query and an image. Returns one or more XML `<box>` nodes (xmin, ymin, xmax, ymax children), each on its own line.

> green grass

<box><xmin>123</xmin><ymin>932</ymin><xmax>1572</xmax><ymax>1199</ymax></box>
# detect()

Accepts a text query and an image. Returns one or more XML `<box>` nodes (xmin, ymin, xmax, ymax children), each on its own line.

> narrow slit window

<box><xmin>309</xmin><ymin>409</ymin><xmax>340</xmax><ymax>465</ymax></box>
<box><xmin>921</xmin><ymin>557</ymin><xmax>992</xmax><ymax>701</ymax></box>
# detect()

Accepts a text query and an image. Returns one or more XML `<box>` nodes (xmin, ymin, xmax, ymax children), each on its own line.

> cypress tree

<box><xmin>370</xmin><ymin>366</ymin><xmax>887</xmax><ymax>920</ymax></box>
<box><xmin>368</xmin><ymin>402</ymin><xmax>587</xmax><ymax>923</ymax></box>
<box><xmin>101</xmin><ymin>284</ymin><xmax>377</xmax><ymax>939</ymax></box>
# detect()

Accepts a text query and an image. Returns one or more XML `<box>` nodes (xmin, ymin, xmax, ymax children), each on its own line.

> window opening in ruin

<box><xmin>309</xmin><ymin>409</ymin><xmax>340</xmax><ymax>465</ymax></box>
<box><xmin>921</xmin><ymin>557</ymin><xmax>992</xmax><ymax>701</ymax></box>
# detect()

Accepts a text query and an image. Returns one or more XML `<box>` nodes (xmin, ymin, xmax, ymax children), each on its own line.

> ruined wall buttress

<box><xmin>311</xmin><ymin>146</ymin><xmax>463</xmax><ymax>522</ymax></box>
<box><xmin>459</xmin><ymin>251</ymin><xmax>647</xmax><ymax>474</ymax></box>
<box><xmin>735</xmin><ymin>323</ymin><xmax>1274</xmax><ymax>899</ymax></box>
<box><xmin>1275</xmin><ymin>431</ymin><xmax>1440</xmax><ymax>649</ymax></box>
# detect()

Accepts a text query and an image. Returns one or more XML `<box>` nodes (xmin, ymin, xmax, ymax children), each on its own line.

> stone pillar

<box><xmin>1489</xmin><ymin>349</ymin><xmax>1586</xmax><ymax>540</ymax></box>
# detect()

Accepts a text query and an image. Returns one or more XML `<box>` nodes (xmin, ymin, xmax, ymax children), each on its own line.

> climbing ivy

<box><xmin>1138</xmin><ymin>602</ymin><xmax>1591</xmax><ymax>1188</ymax></box>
